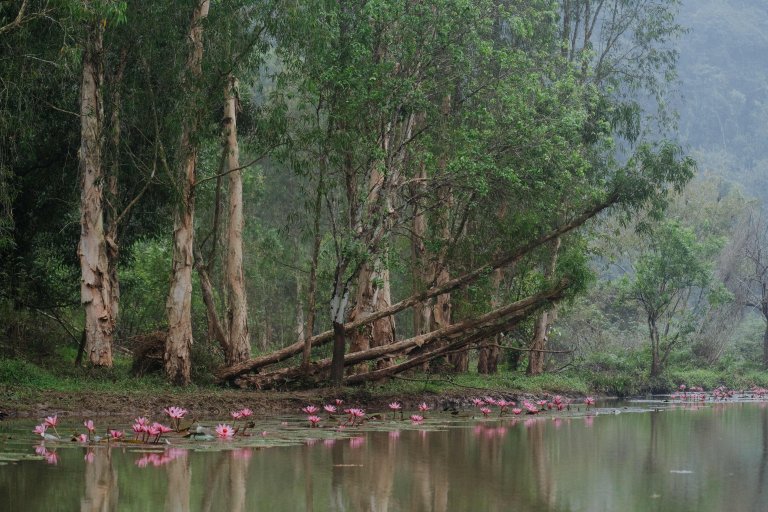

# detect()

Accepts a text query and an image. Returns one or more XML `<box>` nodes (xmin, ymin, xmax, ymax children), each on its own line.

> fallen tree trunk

<box><xmin>216</xmin><ymin>196</ymin><xmax>613</xmax><ymax>382</ymax></box>
<box><xmin>229</xmin><ymin>279</ymin><xmax>568</xmax><ymax>389</ymax></box>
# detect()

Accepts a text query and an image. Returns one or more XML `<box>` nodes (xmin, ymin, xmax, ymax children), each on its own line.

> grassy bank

<box><xmin>4</xmin><ymin>354</ymin><xmax>768</xmax><ymax>419</ymax></box>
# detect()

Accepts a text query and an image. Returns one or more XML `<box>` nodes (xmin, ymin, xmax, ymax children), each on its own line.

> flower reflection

<box><xmin>84</xmin><ymin>450</ymin><xmax>95</xmax><ymax>463</ymax></box>
<box><xmin>584</xmin><ymin>416</ymin><xmax>594</xmax><ymax>427</ymax></box>
<box><xmin>388</xmin><ymin>430</ymin><xmax>400</xmax><ymax>440</ymax></box>
<box><xmin>231</xmin><ymin>448</ymin><xmax>253</xmax><ymax>460</ymax></box>
<box><xmin>34</xmin><ymin>444</ymin><xmax>58</xmax><ymax>465</ymax></box>
<box><xmin>323</xmin><ymin>439</ymin><xmax>336</xmax><ymax>448</ymax></box>
<box><xmin>134</xmin><ymin>448</ymin><xmax>187</xmax><ymax>468</ymax></box>
<box><xmin>350</xmin><ymin>437</ymin><xmax>365</xmax><ymax>449</ymax></box>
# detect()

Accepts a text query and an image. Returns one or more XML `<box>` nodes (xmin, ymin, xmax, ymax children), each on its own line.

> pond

<box><xmin>1</xmin><ymin>400</ymin><xmax>767</xmax><ymax>511</ymax></box>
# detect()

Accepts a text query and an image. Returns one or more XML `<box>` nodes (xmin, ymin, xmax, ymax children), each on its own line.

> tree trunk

<box><xmin>411</xmin><ymin>160</ymin><xmax>433</xmax><ymax>340</ymax></box>
<box><xmin>165</xmin><ymin>0</ymin><xmax>210</xmax><ymax>386</ymax></box>
<box><xmin>78</xmin><ymin>20</ymin><xmax>114</xmax><ymax>367</ymax></box>
<box><xmin>224</xmin><ymin>74</ymin><xmax>250</xmax><ymax>366</ymax></box>
<box><xmin>301</xmin><ymin>160</ymin><xmax>324</xmax><ymax>368</ymax></box>
<box><xmin>216</xmin><ymin>195</ymin><xmax>615</xmax><ymax>382</ymax></box>
<box><xmin>762</xmin><ymin>303</ymin><xmax>768</xmax><ymax>370</ymax></box>
<box><xmin>526</xmin><ymin>236</ymin><xmax>561</xmax><ymax>376</ymax></box>
<box><xmin>236</xmin><ymin>280</ymin><xmax>569</xmax><ymax>389</ymax></box>
<box><xmin>329</xmin><ymin>281</ymin><xmax>350</xmax><ymax>386</ymax></box>
<box><xmin>477</xmin><ymin>268</ymin><xmax>503</xmax><ymax>374</ymax></box>
<box><xmin>649</xmin><ymin>316</ymin><xmax>661</xmax><ymax>378</ymax></box>
<box><xmin>104</xmin><ymin>48</ymin><xmax>127</xmax><ymax>334</ymax></box>
<box><xmin>348</xmin><ymin>258</ymin><xmax>395</xmax><ymax>371</ymax></box>
<box><xmin>196</xmin><ymin>260</ymin><xmax>228</xmax><ymax>353</ymax></box>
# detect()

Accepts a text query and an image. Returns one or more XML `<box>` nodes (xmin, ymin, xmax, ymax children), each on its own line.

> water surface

<box><xmin>1</xmin><ymin>402</ymin><xmax>767</xmax><ymax>511</ymax></box>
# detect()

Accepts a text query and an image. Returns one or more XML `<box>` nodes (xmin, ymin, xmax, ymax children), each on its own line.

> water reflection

<box><xmin>6</xmin><ymin>405</ymin><xmax>768</xmax><ymax>511</ymax></box>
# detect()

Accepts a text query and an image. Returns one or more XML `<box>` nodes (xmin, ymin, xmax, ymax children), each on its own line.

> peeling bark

<box><xmin>78</xmin><ymin>20</ymin><xmax>114</xmax><ymax>367</ymax></box>
<box><xmin>165</xmin><ymin>0</ymin><xmax>210</xmax><ymax>386</ymax></box>
<box><xmin>477</xmin><ymin>268</ymin><xmax>503</xmax><ymax>374</ymax></box>
<box><xmin>224</xmin><ymin>74</ymin><xmax>251</xmax><ymax>366</ymax></box>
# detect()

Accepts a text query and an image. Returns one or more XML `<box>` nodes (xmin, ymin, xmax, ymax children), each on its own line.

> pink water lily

<box><xmin>44</xmin><ymin>415</ymin><xmax>58</xmax><ymax>427</ymax></box>
<box><xmin>33</xmin><ymin>424</ymin><xmax>47</xmax><ymax>437</ymax></box>
<box><xmin>388</xmin><ymin>402</ymin><xmax>402</xmax><ymax>411</ymax></box>
<box><xmin>418</xmin><ymin>402</ymin><xmax>430</xmax><ymax>412</ymax></box>
<box><xmin>231</xmin><ymin>410</ymin><xmax>243</xmax><ymax>420</ymax></box>
<box><xmin>472</xmin><ymin>398</ymin><xmax>486</xmax><ymax>407</ymax></box>
<box><xmin>308</xmin><ymin>415</ymin><xmax>321</xmax><ymax>427</ymax></box>
<box><xmin>410</xmin><ymin>415</ymin><xmax>424</xmax><ymax>424</ymax></box>
<box><xmin>323</xmin><ymin>404</ymin><xmax>337</xmax><ymax>415</ymax></box>
<box><xmin>135</xmin><ymin>417</ymin><xmax>149</xmax><ymax>426</ymax></box>
<box><xmin>512</xmin><ymin>408</ymin><xmax>523</xmax><ymax>415</ymax></box>
<box><xmin>238</xmin><ymin>408</ymin><xmax>253</xmax><ymax>418</ymax></box>
<box><xmin>584</xmin><ymin>396</ymin><xmax>595</xmax><ymax>407</ymax></box>
<box><xmin>77</xmin><ymin>433</ymin><xmax>89</xmax><ymax>443</ymax></box>
<box><xmin>83</xmin><ymin>419</ymin><xmax>95</xmax><ymax>432</ymax></box>
<box><xmin>334</xmin><ymin>399</ymin><xmax>344</xmax><ymax>406</ymax></box>
<box><xmin>480</xmin><ymin>407</ymin><xmax>492</xmax><ymax>417</ymax></box>
<box><xmin>164</xmin><ymin>406</ymin><xmax>187</xmax><ymax>429</ymax></box>
<box><xmin>302</xmin><ymin>405</ymin><xmax>319</xmax><ymax>415</ymax></box>
<box><xmin>108</xmin><ymin>429</ymin><xmax>124</xmax><ymax>441</ymax></box>
<box><xmin>215</xmin><ymin>424</ymin><xmax>234</xmax><ymax>439</ymax></box>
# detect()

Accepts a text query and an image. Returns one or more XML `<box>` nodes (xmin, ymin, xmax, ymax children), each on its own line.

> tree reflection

<box><xmin>81</xmin><ymin>447</ymin><xmax>118</xmax><ymax>512</ymax></box>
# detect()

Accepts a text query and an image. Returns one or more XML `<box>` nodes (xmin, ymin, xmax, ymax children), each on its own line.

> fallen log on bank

<box><xmin>216</xmin><ymin>197</ymin><xmax>613</xmax><ymax>383</ymax></box>
<box><xmin>229</xmin><ymin>279</ymin><xmax>568</xmax><ymax>389</ymax></box>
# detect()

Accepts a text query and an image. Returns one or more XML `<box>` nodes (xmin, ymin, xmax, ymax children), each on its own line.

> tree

<box><xmin>621</xmin><ymin>221</ymin><xmax>728</xmax><ymax>378</ymax></box>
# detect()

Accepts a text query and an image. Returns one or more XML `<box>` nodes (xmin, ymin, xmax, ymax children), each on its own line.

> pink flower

<box><xmin>164</xmin><ymin>406</ymin><xmax>187</xmax><ymax>420</ymax></box>
<box><xmin>334</xmin><ymin>399</ymin><xmax>344</xmax><ymax>406</ymax></box>
<box><xmin>418</xmin><ymin>402</ymin><xmax>430</xmax><ymax>412</ymax></box>
<box><xmin>231</xmin><ymin>410</ymin><xmax>243</xmax><ymax>420</ymax></box>
<box><xmin>472</xmin><ymin>398</ymin><xmax>485</xmax><ymax>407</ymax></box>
<box><xmin>308</xmin><ymin>415</ymin><xmax>321</xmax><ymax>427</ymax></box>
<box><xmin>480</xmin><ymin>407</ymin><xmax>492</xmax><ymax>417</ymax></box>
<box><xmin>302</xmin><ymin>405</ymin><xmax>319</xmax><ymax>414</ymax></box>
<box><xmin>388</xmin><ymin>402</ymin><xmax>402</xmax><ymax>411</ymax></box>
<box><xmin>77</xmin><ymin>433</ymin><xmax>89</xmax><ymax>443</ymax></box>
<box><xmin>323</xmin><ymin>404</ymin><xmax>337</xmax><ymax>414</ymax></box>
<box><xmin>33</xmin><ymin>424</ymin><xmax>47</xmax><ymax>436</ymax></box>
<box><xmin>215</xmin><ymin>424</ymin><xmax>234</xmax><ymax>439</ymax></box>
<box><xmin>238</xmin><ymin>408</ymin><xmax>253</xmax><ymax>418</ymax></box>
<box><xmin>410</xmin><ymin>415</ymin><xmax>424</xmax><ymax>424</ymax></box>
<box><xmin>83</xmin><ymin>419</ymin><xmax>95</xmax><ymax>432</ymax></box>
<box><xmin>512</xmin><ymin>408</ymin><xmax>523</xmax><ymax>415</ymax></box>
<box><xmin>44</xmin><ymin>415</ymin><xmax>58</xmax><ymax>427</ymax></box>
<box><xmin>132</xmin><ymin>423</ymin><xmax>144</xmax><ymax>436</ymax></box>
<box><xmin>679</xmin><ymin>384</ymin><xmax>686</xmax><ymax>391</ymax></box>
<box><xmin>536</xmin><ymin>400</ymin><xmax>548</xmax><ymax>409</ymax></box>
<box><xmin>152</xmin><ymin>423</ymin><xmax>173</xmax><ymax>434</ymax></box>
<box><xmin>553</xmin><ymin>395</ymin><xmax>564</xmax><ymax>405</ymax></box>
<box><xmin>135</xmin><ymin>417</ymin><xmax>149</xmax><ymax>426</ymax></box>
<box><xmin>584</xmin><ymin>397</ymin><xmax>595</xmax><ymax>406</ymax></box>
<box><xmin>484</xmin><ymin>397</ymin><xmax>498</xmax><ymax>406</ymax></box>
<box><xmin>108</xmin><ymin>430</ymin><xmax>124</xmax><ymax>440</ymax></box>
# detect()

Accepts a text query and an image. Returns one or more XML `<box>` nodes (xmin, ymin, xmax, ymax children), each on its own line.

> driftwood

<box><xmin>230</xmin><ymin>280</ymin><xmax>568</xmax><ymax>389</ymax></box>
<box><xmin>216</xmin><ymin>197</ymin><xmax>614</xmax><ymax>383</ymax></box>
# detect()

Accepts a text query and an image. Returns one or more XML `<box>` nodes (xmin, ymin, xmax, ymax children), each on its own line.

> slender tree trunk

<box><xmin>78</xmin><ymin>20</ymin><xmax>114</xmax><ymax>367</ymax></box>
<box><xmin>762</xmin><ymin>316</ymin><xmax>768</xmax><ymax>371</ymax></box>
<box><xmin>329</xmin><ymin>280</ymin><xmax>350</xmax><ymax>386</ymax></box>
<box><xmin>105</xmin><ymin>48</ymin><xmax>127</xmax><ymax>333</ymax></box>
<box><xmin>165</xmin><ymin>0</ymin><xmax>210</xmax><ymax>385</ymax></box>
<box><xmin>224</xmin><ymin>74</ymin><xmax>250</xmax><ymax>366</ymax></box>
<box><xmin>411</xmin><ymin>162</ymin><xmax>433</xmax><ymax>340</ymax></box>
<box><xmin>526</xmin><ymin>236</ymin><xmax>562</xmax><ymax>376</ymax></box>
<box><xmin>477</xmin><ymin>268</ymin><xmax>503</xmax><ymax>374</ymax></box>
<box><xmin>649</xmin><ymin>316</ymin><xmax>661</xmax><ymax>378</ymax></box>
<box><xmin>196</xmin><ymin>259</ymin><xmax>228</xmax><ymax>353</ymax></box>
<box><xmin>302</xmin><ymin>162</ymin><xmax>324</xmax><ymax>368</ymax></box>
<box><xmin>295</xmin><ymin>275</ymin><xmax>305</xmax><ymax>342</ymax></box>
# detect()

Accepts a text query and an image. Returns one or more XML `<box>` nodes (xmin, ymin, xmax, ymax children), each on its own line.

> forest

<box><xmin>1</xmin><ymin>0</ymin><xmax>766</xmax><ymax>396</ymax></box>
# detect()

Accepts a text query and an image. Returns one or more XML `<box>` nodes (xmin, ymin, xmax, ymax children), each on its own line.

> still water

<box><xmin>1</xmin><ymin>402</ymin><xmax>767</xmax><ymax>511</ymax></box>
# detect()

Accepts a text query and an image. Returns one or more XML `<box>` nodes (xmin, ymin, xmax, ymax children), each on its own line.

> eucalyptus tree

<box><xmin>218</xmin><ymin>1</ymin><xmax>694</xmax><ymax>388</ymax></box>
<box><xmin>519</xmin><ymin>0</ymin><xmax>689</xmax><ymax>375</ymax></box>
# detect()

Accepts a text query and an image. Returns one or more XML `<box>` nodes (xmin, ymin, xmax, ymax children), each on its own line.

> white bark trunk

<box><xmin>78</xmin><ymin>21</ymin><xmax>114</xmax><ymax>367</ymax></box>
<box><xmin>224</xmin><ymin>74</ymin><xmax>251</xmax><ymax>365</ymax></box>
<box><xmin>165</xmin><ymin>0</ymin><xmax>210</xmax><ymax>385</ymax></box>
